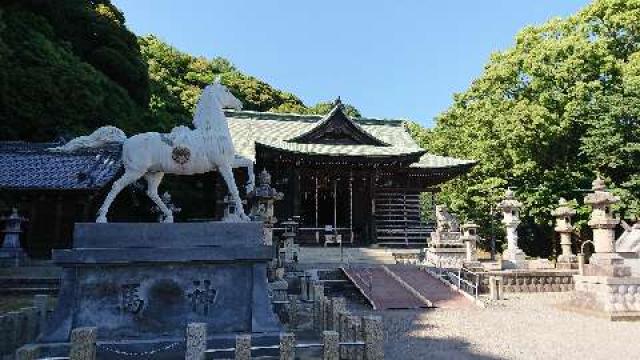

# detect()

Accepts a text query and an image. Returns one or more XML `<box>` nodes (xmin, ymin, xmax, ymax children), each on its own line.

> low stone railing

<box><xmin>479</xmin><ymin>271</ymin><xmax>575</xmax><ymax>293</ymax></box>
<box><xmin>1</xmin><ymin>294</ymin><xmax>50</xmax><ymax>359</ymax></box>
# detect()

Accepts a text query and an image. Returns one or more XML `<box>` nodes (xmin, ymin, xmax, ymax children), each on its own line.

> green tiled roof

<box><xmin>224</xmin><ymin>109</ymin><xmax>475</xmax><ymax>169</ymax></box>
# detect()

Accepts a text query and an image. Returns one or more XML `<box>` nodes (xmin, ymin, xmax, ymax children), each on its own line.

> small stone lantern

<box><xmin>460</xmin><ymin>222</ymin><xmax>480</xmax><ymax>265</ymax></box>
<box><xmin>583</xmin><ymin>177</ymin><xmax>622</xmax><ymax>266</ymax></box>
<box><xmin>279</xmin><ymin>218</ymin><xmax>300</xmax><ymax>264</ymax></box>
<box><xmin>0</xmin><ymin>208</ymin><xmax>28</xmax><ymax>266</ymax></box>
<box><xmin>497</xmin><ymin>189</ymin><xmax>526</xmax><ymax>267</ymax></box>
<box><xmin>250</xmin><ymin>169</ymin><xmax>284</xmax><ymax>246</ymax></box>
<box><xmin>551</xmin><ymin>198</ymin><xmax>576</xmax><ymax>264</ymax></box>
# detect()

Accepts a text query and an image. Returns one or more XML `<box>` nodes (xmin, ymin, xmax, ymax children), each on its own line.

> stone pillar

<box><xmin>352</xmin><ymin>316</ymin><xmax>364</xmax><ymax>360</ymax></box>
<box><xmin>497</xmin><ymin>190</ymin><xmax>526</xmax><ymax>268</ymax></box>
<box><xmin>279</xmin><ymin>333</ymin><xmax>295</xmax><ymax>360</ymax></box>
<box><xmin>5</xmin><ymin>311</ymin><xmax>20</xmax><ymax>353</ymax></box>
<box><xmin>322</xmin><ymin>331</ymin><xmax>339</xmax><ymax>360</ymax></box>
<box><xmin>552</xmin><ymin>198</ymin><xmax>577</xmax><ymax>264</ymax></box>
<box><xmin>460</xmin><ymin>223</ymin><xmax>480</xmax><ymax>264</ymax></box>
<box><xmin>69</xmin><ymin>327</ymin><xmax>97</xmax><ymax>360</ymax></box>
<box><xmin>584</xmin><ymin>177</ymin><xmax>622</xmax><ymax>266</ymax></box>
<box><xmin>363</xmin><ymin>316</ymin><xmax>384</xmax><ymax>360</ymax></box>
<box><xmin>185</xmin><ymin>323</ymin><xmax>207</xmax><ymax>360</ymax></box>
<box><xmin>287</xmin><ymin>295</ymin><xmax>298</xmax><ymax>328</ymax></box>
<box><xmin>21</xmin><ymin>307</ymin><xmax>38</xmax><ymax>342</ymax></box>
<box><xmin>235</xmin><ymin>334</ymin><xmax>251</xmax><ymax>360</ymax></box>
<box><xmin>33</xmin><ymin>295</ymin><xmax>49</xmax><ymax>335</ymax></box>
<box><xmin>16</xmin><ymin>344</ymin><xmax>39</xmax><ymax>360</ymax></box>
<box><xmin>331</xmin><ymin>298</ymin><xmax>346</xmax><ymax>332</ymax></box>
<box><xmin>489</xmin><ymin>276</ymin><xmax>503</xmax><ymax>300</ymax></box>
<box><xmin>338</xmin><ymin>311</ymin><xmax>349</xmax><ymax>360</ymax></box>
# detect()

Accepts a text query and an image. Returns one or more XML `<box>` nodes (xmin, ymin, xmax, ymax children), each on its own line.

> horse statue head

<box><xmin>193</xmin><ymin>78</ymin><xmax>243</xmax><ymax>129</ymax></box>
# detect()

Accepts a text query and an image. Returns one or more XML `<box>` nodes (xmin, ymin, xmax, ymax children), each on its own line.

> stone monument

<box><xmin>568</xmin><ymin>178</ymin><xmax>640</xmax><ymax>320</ymax></box>
<box><xmin>426</xmin><ymin>205</ymin><xmax>465</xmax><ymax>268</ymax></box>
<box><xmin>31</xmin><ymin>222</ymin><xmax>281</xmax><ymax>358</ymax></box>
<box><xmin>498</xmin><ymin>189</ymin><xmax>526</xmax><ymax>268</ymax></box>
<box><xmin>0</xmin><ymin>208</ymin><xmax>28</xmax><ymax>267</ymax></box>
<box><xmin>552</xmin><ymin>198</ymin><xmax>577</xmax><ymax>268</ymax></box>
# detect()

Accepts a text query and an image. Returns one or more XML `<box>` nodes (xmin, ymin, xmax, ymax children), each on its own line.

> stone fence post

<box><xmin>287</xmin><ymin>295</ymin><xmax>298</xmax><ymax>328</ymax></box>
<box><xmin>235</xmin><ymin>334</ymin><xmax>251</xmax><ymax>360</ymax></box>
<box><xmin>69</xmin><ymin>327</ymin><xmax>97</xmax><ymax>360</ymax></box>
<box><xmin>331</xmin><ymin>298</ymin><xmax>346</xmax><ymax>332</ymax></box>
<box><xmin>279</xmin><ymin>333</ymin><xmax>295</xmax><ymax>360</ymax></box>
<box><xmin>322</xmin><ymin>331</ymin><xmax>339</xmax><ymax>360</ymax></box>
<box><xmin>33</xmin><ymin>294</ymin><xmax>49</xmax><ymax>335</ymax></box>
<box><xmin>185</xmin><ymin>322</ymin><xmax>207</xmax><ymax>360</ymax></box>
<box><xmin>363</xmin><ymin>316</ymin><xmax>383</xmax><ymax>360</ymax></box>
<box><xmin>16</xmin><ymin>344</ymin><xmax>40</xmax><ymax>360</ymax></box>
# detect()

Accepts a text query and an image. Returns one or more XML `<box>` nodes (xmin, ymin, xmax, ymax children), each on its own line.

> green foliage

<box><xmin>141</xmin><ymin>35</ymin><xmax>362</xmax><ymax>132</ymax></box>
<box><xmin>0</xmin><ymin>2</ymin><xmax>146</xmax><ymax>141</ymax></box>
<box><xmin>411</xmin><ymin>0</ymin><xmax>640</xmax><ymax>257</ymax></box>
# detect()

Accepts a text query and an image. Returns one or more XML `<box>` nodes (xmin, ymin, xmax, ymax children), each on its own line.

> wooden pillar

<box><xmin>370</xmin><ymin>171</ymin><xmax>377</xmax><ymax>244</ymax></box>
<box><xmin>333</xmin><ymin>178</ymin><xmax>337</xmax><ymax>231</ymax></box>
<box><xmin>349</xmin><ymin>171</ymin><xmax>353</xmax><ymax>244</ymax></box>
<box><xmin>291</xmin><ymin>168</ymin><xmax>301</xmax><ymax>218</ymax></box>
<box><xmin>315</xmin><ymin>173</ymin><xmax>319</xmax><ymax>243</ymax></box>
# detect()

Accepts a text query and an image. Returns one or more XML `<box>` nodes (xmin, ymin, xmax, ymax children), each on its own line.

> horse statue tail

<box><xmin>49</xmin><ymin>126</ymin><xmax>127</xmax><ymax>152</ymax></box>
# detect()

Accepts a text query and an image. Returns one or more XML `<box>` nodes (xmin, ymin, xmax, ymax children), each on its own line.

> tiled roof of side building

<box><xmin>0</xmin><ymin>142</ymin><xmax>122</xmax><ymax>190</ymax></box>
<box><xmin>224</xmin><ymin>110</ymin><xmax>475</xmax><ymax>168</ymax></box>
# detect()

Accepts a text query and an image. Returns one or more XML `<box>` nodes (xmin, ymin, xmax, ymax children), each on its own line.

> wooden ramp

<box><xmin>341</xmin><ymin>264</ymin><xmax>471</xmax><ymax>310</ymax></box>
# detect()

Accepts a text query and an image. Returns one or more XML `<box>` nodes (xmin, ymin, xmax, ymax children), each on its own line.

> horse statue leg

<box><xmin>96</xmin><ymin>169</ymin><xmax>145</xmax><ymax>223</ymax></box>
<box><xmin>219</xmin><ymin>163</ymin><xmax>250</xmax><ymax>222</ymax></box>
<box><xmin>144</xmin><ymin>172</ymin><xmax>173</xmax><ymax>223</ymax></box>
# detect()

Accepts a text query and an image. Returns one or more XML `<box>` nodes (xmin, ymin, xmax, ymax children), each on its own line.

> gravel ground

<box><xmin>382</xmin><ymin>292</ymin><xmax>640</xmax><ymax>360</ymax></box>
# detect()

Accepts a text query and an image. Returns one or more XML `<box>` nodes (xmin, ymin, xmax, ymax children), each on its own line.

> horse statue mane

<box><xmin>50</xmin><ymin>78</ymin><xmax>253</xmax><ymax>223</ymax></box>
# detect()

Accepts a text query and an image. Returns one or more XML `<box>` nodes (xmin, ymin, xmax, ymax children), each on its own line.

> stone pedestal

<box><xmin>566</xmin><ymin>178</ymin><xmax>640</xmax><ymax>320</ymax></box>
<box><xmin>31</xmin><ymin>222</ymin><xmax>281</xmax><ymax>358</ymax></box>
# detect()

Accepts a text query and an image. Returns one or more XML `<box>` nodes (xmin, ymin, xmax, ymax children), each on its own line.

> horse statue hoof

<box><xmin>96</xmin><ymin>216</ymin><xmax>107</xmax><ymax>223</ymax></box>
<box><xmin>162</xmin><ymin>215</ymin><xmax>174</xmax><ymax>223</ymax></box>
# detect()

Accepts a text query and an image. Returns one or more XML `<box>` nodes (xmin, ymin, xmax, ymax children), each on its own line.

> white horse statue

<box><xmin>51</xmin><ymin>79</ymin><xmax>254</xmax><ymax>223</ymax></box>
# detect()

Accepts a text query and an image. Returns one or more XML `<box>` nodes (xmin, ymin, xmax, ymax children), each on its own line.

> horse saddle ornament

<box><xmin>172</xmin><ymin>146</ymin><xmax>191</xmax><ymax>164</ymax></box>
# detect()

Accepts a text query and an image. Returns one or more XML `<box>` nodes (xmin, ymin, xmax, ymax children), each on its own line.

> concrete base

<box><xmin>31</xmin><ymin>222</ymin><xmax>281</xmax><ymax>357</ymax></box>
<box><xmin>501</xmin><ymin>248</ymin><xmax>527</xmax><ymax>269</ymax></box>
<box><xmin>0</xmin><ymin>247</ymin><xmax>27</xmax><ymax>267</ymax></box>
<box><xmin>565</xmin><ymin>274</ymin><xmax>640</xmax><ymax>321</ymax></box>
<box><xmin>426</xmin><ymin>247</ymin><xmax>466</xmax><ymax>268</ymax></box>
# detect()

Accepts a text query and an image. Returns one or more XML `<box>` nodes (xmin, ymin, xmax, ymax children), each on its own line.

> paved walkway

<box><xmin>342</xmin><ymin>264</ymin><xmax>473</xmax><ymax>310</ymax></box>
<box><xmin>386</xmin><ymin>265</ymin><xmax>471</xmax><ymax>309</ymax></box>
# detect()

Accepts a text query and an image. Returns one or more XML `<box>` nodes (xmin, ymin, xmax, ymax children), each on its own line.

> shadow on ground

<box><xmin>383</xmin><ymin>310</ymin><xmax>503</xmax><ymax>360</ymax></box>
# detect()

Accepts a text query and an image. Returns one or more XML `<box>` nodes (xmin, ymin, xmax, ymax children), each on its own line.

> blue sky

<box><xmin>113</xmin><ymin>0</ymin><xmax>590</xmax><ymax>127</ymax></box>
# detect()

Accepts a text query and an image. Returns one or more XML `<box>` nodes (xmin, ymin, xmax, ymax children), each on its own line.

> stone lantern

<box><xmin>0</xmin><ymin>208</ymin><xmax>28</xmax><ymax>266</ymax></box>
<box><xmin>583</xmin><ymin>177</ymin><xmax>623</xmax><ymax>266</ymax></box>
<box><xmin>250</xmin><ymin>169</ymin><xmax>284</xmax><ymax>246</ymax></box>
<box><xmin>460</xmin><ymin>222</ymin><xmax>481</xmax><ymax>266</ymax></box>
<box><xmin>497</xmin><ymin>189</ymin><xmax>526</xmax><ymax>267</ymax></box>
<box><xmin>279</xmin><ymin>217</ymin><xmax>300</xmax><ymax>264</ymax></box>
<box><xmin>551</xmin><ymin>198</ymin><xmax>576</xmax><ymax>264</ymax></box>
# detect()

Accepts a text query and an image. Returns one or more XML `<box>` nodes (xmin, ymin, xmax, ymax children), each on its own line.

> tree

<box><xmin>411</xmin><ymin>0</ymin><xmax>640</xmax><ymax>257</ymax></box>
<box><xmin>0</xmin><ymin>1</ymin><xmax>147</xmax><ymax>141</ymax></box>
<box><xmin>140</xmin><ymin>35</ymin><xmax>362</xmax><ymax>131</ymax></box>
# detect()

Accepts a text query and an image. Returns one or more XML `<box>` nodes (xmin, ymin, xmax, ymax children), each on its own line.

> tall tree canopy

<box><xmin>0</xmin><ymin>0</ymin><xmax>149</xmax><ymax>141</ymax></box>
<box><xmin>411</xmin><ymin>0</ymin><xmax>640</xmax><ymax>257</ymax></box>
